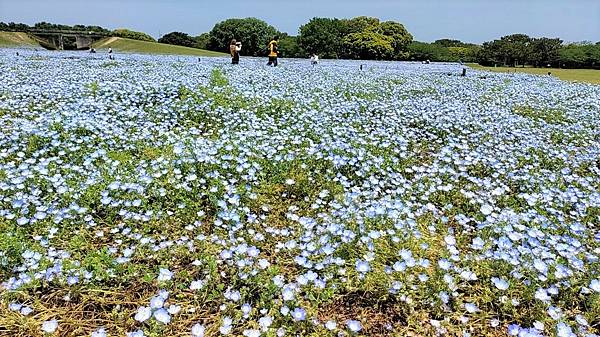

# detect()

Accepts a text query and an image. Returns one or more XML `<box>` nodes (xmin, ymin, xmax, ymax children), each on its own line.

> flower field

<box><xmin>0</xmin><ymin>50</ymin><xmax>599</xmax><ymax>337</ymax></box>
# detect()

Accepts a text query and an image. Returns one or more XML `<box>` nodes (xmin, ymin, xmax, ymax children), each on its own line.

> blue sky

<box><xmin>0</xmin><ymin>0</ymin><xmax>598</xmax><ymax>43</ymax></box>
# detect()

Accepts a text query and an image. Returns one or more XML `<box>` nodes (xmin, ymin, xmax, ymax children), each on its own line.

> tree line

<box><xmin>2</xmin><ymin>19</ymin><xmax>599</xmax><ymax>69</ymax></box>
<box><xmin>477</xmin><ymin>34</ymin><xmax>600</xmax><ymax>69</ymax></box>
<box><xmin>0</xmin><ymin>22</ymin><xmax>155</xmax><ymax>43</ymax></box>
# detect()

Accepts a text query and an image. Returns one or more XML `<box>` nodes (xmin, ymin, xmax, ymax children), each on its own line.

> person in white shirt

<box><xmin>310</xmin><ymin>54</ymin><xmax>319</xmax><ymax>66</ymax></box>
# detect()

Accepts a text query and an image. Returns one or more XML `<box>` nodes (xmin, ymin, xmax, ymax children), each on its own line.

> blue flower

<box><xmin>291</xmin><ymin>307</ymin><xmax>307</xmax><ymax>321</ymax></box>
<box><xmin>346</xmin><ymin>320</ymin><xmax>362</xmax><ymax>333</ymax></box>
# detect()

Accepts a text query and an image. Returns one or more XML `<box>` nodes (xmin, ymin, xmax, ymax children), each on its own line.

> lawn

<box><xmin>467</xmin><ymin>63</ymin><xmax>600</xmax><ymax>84</ymax></box>
<box><xmin>93</xmin><ymin>37</ymin><xmax>226</xmax><ymax>57</ymax></box>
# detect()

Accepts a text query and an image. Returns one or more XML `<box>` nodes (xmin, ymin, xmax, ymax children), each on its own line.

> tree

<box><xmin>113</xmin><ymin>29</ymin><xmax>155</xmax><ymax>42</ymax></box>
<box><xmin>343</xmin><ymin>16</ymin><xmax>380</xmax><ymax>35</ymax></box>
<box><xmin>278</xmin><ymin>34</ymin><xmax>305</xmax><ymax>58</ymax></box>
<box><xmin>208</xmin><ymin>18</ymin><xmax>278</xmax><ymax>56</ymax></box>
<box><xmin>298</xmin><ymin>18</ymin><xmax>346</xmax><ymax>58</ymax></box>
<box><xmin>407</xmin><ymin>41</ymin><xmax>450</xmax><ymax>61</ymax></box>
<box><xmin>379</xmin><ymin>21</ymin><xmax>413</xmax><ymax>58</ymax></box>
<box><xmin>499</xmin><ymin>34</ymin><xmax>531</xmax><ymax>67</ymax></box>
<box><xmin>342</xmin><ymin>31</ymin><xmax>395</xmax><ymax>60</ymax></box>
<box><xmin>529</xmin><ymin>37</ymin><xmax>562</xmax><ymax>67</ymax></box>
<box><xmin>433</xmin><ymin>39</ymin><xmax>467</xmax><ymax>47</ymax></box>
<box><xmin>559</xmin><ymin>42</ymin><xmax>600</xmax><ymax>69</ymax></box>
<box><xmin>194</xmin><ymin>33</ymin><xmax>210</xmax><ymax>50</ymax></box>
<box><xmin>447</xmin><ymin>46</ymin><xmax>480</xmax><ymax>62</ymax></box>
<box><xmin>158</xmin><ymin>32</ymin><xmax>196</xmax><ymax>47</ymax></box>
<box><xmin>477</xmin><ymin>39</ymin><xmax>508</xmax><ymax>66</ymax></box>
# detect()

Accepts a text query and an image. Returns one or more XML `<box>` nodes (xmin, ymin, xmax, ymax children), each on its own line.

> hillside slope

<box><xmin>93</xmin><ymin>37</ymin><xmax>226</xmax><ymax>56</ymax></box>
<box><xmin>0</xmin><ymin>32</ymin><xmax>40</xmax><ymax>47</ymax></box>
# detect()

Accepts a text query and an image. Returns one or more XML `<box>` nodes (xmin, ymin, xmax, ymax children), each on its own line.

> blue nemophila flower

<box><xmin>355</xmin><ymin>259</ymin><xmax>370</xmax><ymax>273</ymax></box>
<box><xmin>325</xmin><ymin>320</ymin><xmax>337</xmax><ymax>330</ymax></box>
<box><xmin>346</xmin><ymin>320</ymin><xmax>362</xmax><ymax>333</ymax></box>
<box><xmin>508</xmin><ymin>324</ymin><xmax>521</xmax><ymax>336</ymax></box>
<box><xmin>191</xmin><ymin>323</ymin><xmax>205</xmax><ymax>337</ymax></box>
<box><xmin>150</xmin><ymin>295</ymin><xmax>165</xmax><ymax>309</ymax></box>
<box><xmin>491</xmin><ymin>277</ymin><xmax>509</xmax><ymax>290</ymax></box>
<box><xmin>134</xmin><ymin>306</ymin><xmax>152</xmax><ymax>322</ymax></box>
<box><xmin>220</xmin><ymin>317</ymin><xmax>233</xmax><ymax>335</ymax></box>
<box><xmin>153</xmin><ymin>308</ymin><xmax>171</xmax><ymax>324</ymax></box>
<box><xmin>291</xmin><ymin>307</ymin><xmax>307</xmax><ymax>321</ymax></box>
<box><xmin>534</xmin><ymin>288</ymin><xmax>551</xmax><ymax>302</ymax></box>
<box><xmin>41</xmin><ymin>319</ymin><xmax>58</xmax><ymax>333</ymax></box>
<box><xmin>480</xmin><ymin>204</ymin><xmax>493</xmax><ymax>215</ymax></box>
<box><xmin>464</xmin><ymin>302</ymin><xmax>479</xmax><ymax>313</ymax></box>
<box><xmin>556</xmin><ymin>322</ymin><xmax>576</xmax><ymax>337</ymax></box>
<box><xmin>8</xmin><ymin>302</ymin><xmax>22</xmax><ymax>311</ymax></box>
<box><xmin>259</xmin><ymin>316</ymin><xmax>273</xmax><ymax>331</ymax></box>
<box><xmin>157</xmin><ymin>268</ymin><xmax>173</xmax><ymax>282</ymax></box>
<box><xmin>590</xmin><ymin>279</ymin><xmax>600</xmax><ymax>293</ymax></box>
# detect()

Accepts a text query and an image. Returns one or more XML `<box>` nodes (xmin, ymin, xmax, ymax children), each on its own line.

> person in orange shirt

<box><xmin>267</xmin><ymin>36</ymin><xmax>279</xmax><ymax>67</ymax></box>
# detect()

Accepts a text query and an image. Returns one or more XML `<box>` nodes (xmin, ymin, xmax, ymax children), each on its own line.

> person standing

<box><xmin>267</xmin><ymin>36</ymin><xmax>279</xmax><ymax>67</ymax></box>
<box><xmin>230</xmin><ymin>39</ymin><xmax>241</xmax><ymax>64</ymax></box>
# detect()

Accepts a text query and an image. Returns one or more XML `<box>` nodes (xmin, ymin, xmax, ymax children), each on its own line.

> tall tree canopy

<box><xmin>207</xmin><ymin>18</ymin><xmax>278</xmax><ymax>56</ymax></box>
<box><xmin>297</xmin><ymin>18</ymin><xmax>347</xmax><ymax>59</ymax></box>
<box><xmin>158</xmin><ymin>32</ymin><xmax>196</xmax><ymax>47</ymax></box>
<box><xmin>298</xmin><ymin>16</ymin><xmax>412</xmax><ymax>59</ymax></box>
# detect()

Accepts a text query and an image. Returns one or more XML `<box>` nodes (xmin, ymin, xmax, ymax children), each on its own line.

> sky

<box><xmin>0</xmin><ymin>0</ymin><xmax>598</xmax><ymax>43</ymax></box>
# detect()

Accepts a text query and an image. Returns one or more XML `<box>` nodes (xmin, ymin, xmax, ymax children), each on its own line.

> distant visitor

<box><xmin>267</xmin><ymin>36</ymin><xmax>279</xmax><ymax>67</ymax></box>
<box><xmin>230</xmin><ymin>39</ymin><xmax>241</xmax><ymax>65</ymax></box>
<box><xmin>310</xmin><ymin>54</ymin><xmax>319</xmax><ymax>66</ymax></box>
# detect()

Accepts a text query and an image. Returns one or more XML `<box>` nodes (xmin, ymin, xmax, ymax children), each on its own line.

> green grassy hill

<box><xmin>467</xmin><ymin>63</ymin><xmax>600</xmax><ymax>85</ymax></box>
<box><xmin>0</xmin><ymin>32</ymin><xmax>41</xmax><ymax>47</ymax></box>
<box><xmin>93</xmin><ymin>37</ymin><xmax>226</xmax><ymax>57</ymax></box>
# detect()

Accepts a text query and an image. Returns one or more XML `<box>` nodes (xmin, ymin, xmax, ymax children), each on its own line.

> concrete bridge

<box><xmin>29</xmin><ymin>30</ymin><xmax>109</xmax><ymax>50</ymax></box>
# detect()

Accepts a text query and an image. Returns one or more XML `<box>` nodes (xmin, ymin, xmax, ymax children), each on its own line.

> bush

<box><xmin>158</xmin><ymin>32</ymin><xmax>196</xmax><ymax>47</ymax></box>
<box><xmin>113</xmin><ymin>29</ymin><xmax>155</xmax><ymax>42</ymax></box>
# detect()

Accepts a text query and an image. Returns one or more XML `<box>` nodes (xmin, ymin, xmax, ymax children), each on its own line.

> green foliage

<box><xmin>433</xmin><ymin>39</ymin><xmax>468</xmax><ymax>47</ymax></box>
<box><xmin>298</xmin><ymin>16</ymin><xmax>412</xmax><ymax>60</ymax></box>
<box><xmin>278</xmin><ymin>34</ymin><xmax>305</xmax><ymax>58</ymax></box>
<box><xmin>342</xmin><ymin>31</ymin><xmax>395</xmax><ymax>60</ymax></box>
<box><xmin>343</xmin><ymin>16</ymin><xmax>380</xmax><ymax>34</ymax></box>
<box><xmin>112</xmin><ymin>28</ymin><xmax>155</xmax><ymax>42</ymax></box>
<box><xmin>559</xmin><ymin>43</ymin><xmax>600</xmax><ymax>69</ymax></box>
<box><xmin>379</xmin><ymin>21</ymin><xmax>413</xmax><ymax>54</ymax></box>
<box><xmin>207</xmin><ymin>18</ymin><xmax>278</xmax><ymax>56</ymax></box>
<box><xmin>193</xmin><ymin>32</ymin><xmax>210</xmax><ymax>50</ymax></box>
<box><xmin>512</xmin><ymin>106</ymin><xmax>572</xmax><ymax>125</ymax></box>
<box><xmin>158</xmin><ymin>31</ymin><xmax>196</xmax><ymax>48</ymax></box>
<box><xmin>298</xmin><ymin>17</ymin><xmax>347</xmax><ymax>58</ymax></box>
<box><xmin>476</xmin><ymin>34</ymin><xmax>598</xmax><ymax>69</ymax></box>
<box><xmin>529</xmin><ymin>37</ymin><xmax>562</xmax><ymax>67</ymax></box>
<box><xmin>407</xmin><ymin>41</ymin><xmax>450</xmax><ymax>61</ymax></box>
<box><xmin>209</xmin><ymin>68</ymin><xmax>229</xmax><ymax>87</ymax></box>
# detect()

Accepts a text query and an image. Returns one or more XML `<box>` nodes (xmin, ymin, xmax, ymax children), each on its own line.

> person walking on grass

<box><xmin>230</xmin><ymin>39</ymin><xmax>241</xmax><ymax>64</ymax></box>
<box><xmin>267</xmin><ymin>36</ymin><xmax>279</xmax><ymax>67</ymax></box>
